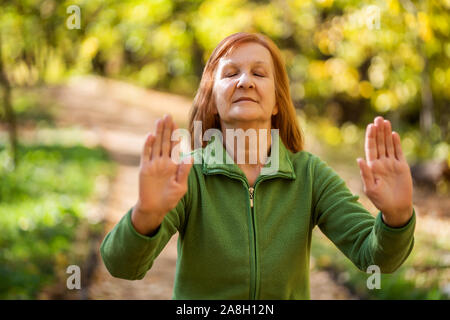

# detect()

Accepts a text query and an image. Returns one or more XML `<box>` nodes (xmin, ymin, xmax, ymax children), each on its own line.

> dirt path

<box><xmin>41</xmin><ymin>75</ymin><xmax>359</xmax><ymax>299</ymax></box>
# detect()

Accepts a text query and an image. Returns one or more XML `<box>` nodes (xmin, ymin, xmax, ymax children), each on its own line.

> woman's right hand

<box><xmin>131</xmin><ymin>114</ymin><xmax>193</xmax><ymax>236</ymax></box>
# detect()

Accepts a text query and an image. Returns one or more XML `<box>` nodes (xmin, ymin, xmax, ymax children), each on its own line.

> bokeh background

<box><xmin>0</xmin><ymin>0</ymin><xmax>449</xmax><ymax>299</ymax></box>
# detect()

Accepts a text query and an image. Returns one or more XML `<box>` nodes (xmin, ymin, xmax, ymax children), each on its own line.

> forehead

<box><xmin>218</xmin><ymin>42</ymin><xmax>273</xmax><ymax>69</ymax></box>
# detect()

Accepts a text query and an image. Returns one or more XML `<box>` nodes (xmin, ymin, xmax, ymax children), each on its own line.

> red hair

<box><xmin>188</xmin><ymin>32</ymin><xmax>304</xmax><ymax>153</ymax></box>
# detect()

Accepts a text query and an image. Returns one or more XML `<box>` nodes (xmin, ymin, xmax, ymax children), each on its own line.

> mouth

<box><xmin>233</xmin><ymin>98</ymin><xmax>257</xmax><ymax>103</ymax></box>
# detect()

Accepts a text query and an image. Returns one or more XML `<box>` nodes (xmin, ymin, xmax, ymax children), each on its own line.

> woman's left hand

<box><xmin>357</xmin><ymin>116</ymin><xmax>414</xmax><ymax>228</ymax></box>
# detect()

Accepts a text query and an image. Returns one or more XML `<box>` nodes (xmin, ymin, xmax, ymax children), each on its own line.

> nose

<box><xmin>237</xmin><ymin>72</ymin><xmax>254</xmax><ymax>89</ymax></box>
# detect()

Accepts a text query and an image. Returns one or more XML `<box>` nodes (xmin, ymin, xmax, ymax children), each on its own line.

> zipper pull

<box><xmin>249</xmin><ymin>187</ymin><xmax>254</xmax><ymax>208</ymax></box>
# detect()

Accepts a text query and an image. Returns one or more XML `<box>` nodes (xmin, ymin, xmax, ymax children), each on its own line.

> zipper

<box><xmin>203</xmin><ymin>169</ymin><xmax>289</xmax><ymax>300</ymax></box>
<box><xmin>247</xmin><ymin>174</ymin><xmax>270</xmax><ymax>300</ymax></box>
<box><xmin>248</xmin><ymin>186</ymin><xmax>257</xmax><ymax>300</ymax></box>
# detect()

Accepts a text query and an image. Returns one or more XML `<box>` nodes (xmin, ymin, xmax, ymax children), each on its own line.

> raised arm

<box><xmin>100</xmin><ymin>114</ymin><xmax>193</xmax><ymax>280</ymax></box>
<box><xmin>313</xmin><ymin>116</ymin><xmax>415</xmax><ymax>273</ymax></box>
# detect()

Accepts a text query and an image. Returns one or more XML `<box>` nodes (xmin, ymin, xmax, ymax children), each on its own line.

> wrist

<box><xmin>131</xmin><ymin>204</ymin><xmax>164</xmax><ymax>236</ymax></box>
<box><xmin>134</xmin><ymin>200</ymin><xmax>167</xmax><ymax>218</ymax></box>
<box><xmin>382</xmin><ymin>206</ymin><xmax>413</xmax><ymax>228</ymax></box>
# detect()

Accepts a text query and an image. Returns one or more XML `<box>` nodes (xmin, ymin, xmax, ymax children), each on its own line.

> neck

<box><xmin>220</xmin><ymin>120</ymin><xmax>272</xmax><ymax>169</ymax></box>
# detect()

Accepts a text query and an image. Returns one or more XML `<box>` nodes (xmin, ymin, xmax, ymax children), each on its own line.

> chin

<box><xmin>229</xmin><ymin>108</ymin><xmax>261</xmax><ymax>118</ymax></box>
<box><xmin>226</xmin><ymin>113</ymin><xmax>268</xmax><ymax>124</ymax></box>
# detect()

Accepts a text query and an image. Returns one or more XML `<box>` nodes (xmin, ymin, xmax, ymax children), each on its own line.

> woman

<box><xmin>100</xmin><ymin>32</ymin><xmax>416</xmax><ymax>299</ymax></box>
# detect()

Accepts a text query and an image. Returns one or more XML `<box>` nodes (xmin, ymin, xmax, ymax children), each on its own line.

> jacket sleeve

<box><xmin>100</xmin><ymin>170</ymin><xmax>194</xmax><ymax>280</ymax></box>
<box><xmin>311</xmin><ymin>155</ymin><xmax>416</xmax><ymax>274</ymax></box>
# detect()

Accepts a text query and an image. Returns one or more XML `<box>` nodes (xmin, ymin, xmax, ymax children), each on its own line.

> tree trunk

<box><xmin>420</xmin><ymin>55</ymin><xmax>434</xmax><ymax>137</ymax></box>
<box><xmin>0</xmin><ymin>32</ymin><xmax>18</xmax><ymax>168</ymax></box>
<box><xmin>399</xmin><ymin>0</ymin><xmax>435</xmax><ymax>138</ymax></box>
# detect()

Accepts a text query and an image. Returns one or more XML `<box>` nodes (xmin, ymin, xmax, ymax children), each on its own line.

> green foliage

<box><xmin>303</xmin><ymin>112</ymin><xmax>449</xmax><ymax>167</ymax></box>
<box><xmin>9</xmin><ymin>91</ymin><xmax>57</xmax><ymax>126</ymax></box>
<box><xmin>311</xmin><ymin>228</ymin><xmax>450</xmax><ymax>300</ymax></box>
<box><xmin>0</xmin><ymin>0</ymin><xmax>448</xmax><ymax>299</ymax></box>
<box><xmin>1</xmin><ymin>0</ymin><xmax>448</xmax><ymax>150</ymax></box>
<box><xmin>0</xmin><ymin>142</ymin><xmax>114</xmax><ymax>299</ymax></box>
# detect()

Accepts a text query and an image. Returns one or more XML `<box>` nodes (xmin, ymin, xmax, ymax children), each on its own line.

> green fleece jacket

<box><xmin>100</xmin><ymin>135</ymin><xmax>416</xmax><ymax>300</ymax></box>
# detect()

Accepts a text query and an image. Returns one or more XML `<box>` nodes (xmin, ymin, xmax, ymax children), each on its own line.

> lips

<box><xmin>234</xmin><ymin>97</ymin><xmax>257</xmax><ymax>103</ymax></box>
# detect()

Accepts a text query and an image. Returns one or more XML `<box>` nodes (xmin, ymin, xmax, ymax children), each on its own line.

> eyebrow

<box><xmin>222</xmin><ymin>60</ymin><xmax>269</xmax><ymax>68</ymax></box>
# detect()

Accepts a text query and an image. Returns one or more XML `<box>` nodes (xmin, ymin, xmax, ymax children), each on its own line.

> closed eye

<box><xmin>225</xmin><ymin>73</ymin><xmax>265</xmax><ymax>78</ymax></box>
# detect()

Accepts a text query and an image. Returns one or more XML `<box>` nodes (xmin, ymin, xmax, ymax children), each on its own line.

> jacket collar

<box><xmin>200</xmin><ymin>134</ymin><xmax>296</xmax><ymax>180</ymax></box>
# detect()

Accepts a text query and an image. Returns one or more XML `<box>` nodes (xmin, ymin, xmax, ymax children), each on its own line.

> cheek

<box><xmin>215</xmin><ymin>81</ymin><xmax>234</xmax><ymax>101</ymax></box>
<box><xmin>213</xmin><ymin>81</ymin><xmax>234</xmax><ymax>114</ymax></box>
<box><xmin>260</xmin><ymin>81</ymin><xmax>276</xmax><ymax>103</ymax></box>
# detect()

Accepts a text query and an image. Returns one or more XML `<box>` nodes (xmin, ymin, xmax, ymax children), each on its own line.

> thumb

<box><xmin>357</xmin><ymin>158</ymin><xmax>375</xmax><ymax>194</ymax></box>
<box><xmin>176</xmin><ymin>156</ymin><xmax>193</xmax><ymax>185</ymax></box>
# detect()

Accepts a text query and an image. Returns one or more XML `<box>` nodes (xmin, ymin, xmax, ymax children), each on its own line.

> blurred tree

<box><xmin>399</xmin><ymin>0</ymin><xmax>434</xmax><ymax>137</ymax></box>
<box><xmin>0</xmin><ymin>31</ymin><xmax>17</xmax><ymax>167</ymax></box>
<box><xmin>0</xmin><ymin>0</ymin><xmax>448</xmax><ymax>162</ymax></box>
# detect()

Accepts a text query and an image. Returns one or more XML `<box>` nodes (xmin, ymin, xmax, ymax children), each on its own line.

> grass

<box><xmin>0</xmin><ymin>139</ymin><xmax>115</xmax><ymax>299</ymax></box>
<box><xmin>311</xmin><ymin>228</ymin><xmax>450</xmax><ymax>299</ymax></box>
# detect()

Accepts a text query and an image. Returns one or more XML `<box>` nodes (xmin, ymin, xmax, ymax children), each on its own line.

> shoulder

<box><xmin>179</xmin><ymin>148</ymin><xmax>205</xmax><ymax>193</ymax></box>
<box><xmin>287</xmin><ymin>149</ymin><xmax>339</xmax><ymax>180</ymax></box>
<box><xmin>287</xmin><ymin>149</ymin><xmax>324</xmax><ymax>170</ymax></box>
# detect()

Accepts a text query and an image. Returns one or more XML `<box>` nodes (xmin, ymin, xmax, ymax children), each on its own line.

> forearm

<box><xmin>370</xmin><ymin>209</ymin><xmax>416</xmax><ymax>273</ymax></box>
<box><xmin>100</xmin><ymin>209</ymin><xmax>163</xmax><ymax>280</ymax></box>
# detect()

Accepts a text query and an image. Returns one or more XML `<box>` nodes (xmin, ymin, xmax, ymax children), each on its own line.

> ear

<box><xmin>272</xmin><ymin>104</ymin><xmax>279</xmax><ymax>116</ymax></box>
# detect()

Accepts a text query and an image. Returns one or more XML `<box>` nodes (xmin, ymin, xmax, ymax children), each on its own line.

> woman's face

<box><xmin>212</xmin><ymin>42</ymin><xmax>278</xmax><ymax>126</ymax></box>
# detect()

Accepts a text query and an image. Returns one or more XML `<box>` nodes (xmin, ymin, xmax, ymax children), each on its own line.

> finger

<box><xmin>375</xmin><ymin>116</ymin><xmax>386</xmax><ymax>158</ymax></box>
<box><xmin>151</xmin><ymin>118</ymin><xmax>163</xmax><ymax>159</ymax></box>
<box><xmin>141</xmin><ymin>133</ymin><xmax>154</xmax><ymax>165</ymax></box>
<box><xmin>392</xmin><ymin>131</ymin><xmax>405</xmax><ymax>162</ymax></box>
<box><xmin>176</xmin><ymin>156</ymin><xmax>193</xmax><ymax>185</ymax></box>
<box><xmin>384</xmin><ymin>120</ymin><xmax>395</xmax><ymax>158</ymax></box>
<box><xmin>365</xmin><ymin>124</ymin><xmax>377</xmax><ymax>162</ymax></box>
<box><xmin>161</xmin><ymin>114</ymin><xmax>172</xmax><ymax>158</ymax></box>
<box><xmin>170</xmin><ymin>119</ymin><xmax>182</xmax><ymax>150</ymax></box>
<box><xmin>357</xmin><ymin>158</ymin><xmax>375</xmax><ymax>192</ymax></box>
<box><xmin>170</xmin><ymin>120</ymin><xmax>180</xmax><ymax>146</ymax></box>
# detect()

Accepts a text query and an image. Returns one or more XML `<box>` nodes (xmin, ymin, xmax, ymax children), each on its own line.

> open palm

<box><xmin>137</xmin><ymin>115</ymin><xmax>193</xmax><ymax>216</ymax></box>
<box><xmin>357</xmin><ymin>116</ymin><xmax>413</xmax><ymax>227</ymax></box>
<box><xmin>132</xmin><ymin>114</ymin><xmax>193</xmax><ymax>235</ymax></box>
